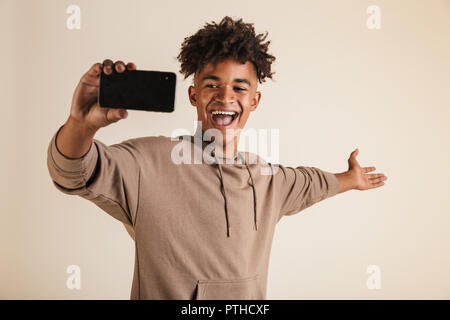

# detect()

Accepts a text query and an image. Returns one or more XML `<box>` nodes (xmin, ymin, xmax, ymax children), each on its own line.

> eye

<box><xmin>234</xmin><ymin>87</ymin><xmax>246</xmax><ymax>91</ymax></box>
<box><xmin>205</xmin><ymin>84</ymin><xmax>218</xmax><ymax>88</ymax></box>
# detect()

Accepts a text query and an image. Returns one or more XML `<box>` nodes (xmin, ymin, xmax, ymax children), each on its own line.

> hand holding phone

<box><xmin>69</xmin><ymin>60</ymin><xmax>136</xmax><ymax>132</ymax></box>
<box><xmin>60</xmin><ymin>60</ymin><xmax>133</xmax><ymax>159</ymax></box>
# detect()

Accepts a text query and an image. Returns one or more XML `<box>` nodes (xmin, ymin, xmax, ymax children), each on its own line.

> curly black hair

<box><xmin>177</xmin><ymin>16</ymin><xmax>276</xmax><ymax>84</ymax></box>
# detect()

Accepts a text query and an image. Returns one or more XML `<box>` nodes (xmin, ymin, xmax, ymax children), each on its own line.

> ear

<box><xmin>249</xmin><ymin>91</ymin><xmax>261</xmax><ymax>112</ymax></box>
<box><xmin>188</xmin><ymin>85</ymin><xmax>197</xmax><ymax>107</ymax></box>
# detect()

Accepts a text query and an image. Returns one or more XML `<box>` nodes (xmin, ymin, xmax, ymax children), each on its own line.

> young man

<box><xmin>47</xmin><ymin>16</ymin><xmax>387</xmax><ymax>299</ymax></box>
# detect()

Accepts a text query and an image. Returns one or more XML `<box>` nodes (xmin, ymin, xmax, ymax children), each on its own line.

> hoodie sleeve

<box><xmin>46</xmin><ymin>124</ymin><xmax>142</xmax><ymax>226</ymax></box>
<box><xmin>275</xmin><ymin>165</ymin><xmax>340</xmax><ymax>220</ymax></box>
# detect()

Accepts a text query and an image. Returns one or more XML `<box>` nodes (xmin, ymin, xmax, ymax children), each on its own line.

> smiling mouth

<box><xmin>209</xmin><ymin>110</ymin><xmax>240</xmax><ymax>128</ymax></box>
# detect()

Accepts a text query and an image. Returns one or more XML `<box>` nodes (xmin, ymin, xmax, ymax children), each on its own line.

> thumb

<box><xmin>348</xmin><ymin>148</ymin><xmax>359</xmax><ymax>168</ymax></box>
<box><xmin>106</xmin><ymin>108</ymin><xmax>128</xmax><ymax>123</ymax></box>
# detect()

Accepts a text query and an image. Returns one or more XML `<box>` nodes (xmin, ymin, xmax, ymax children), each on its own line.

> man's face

<box><xmin>188</xmin><ymin>58</ymin><xmax>261</xmax><ymax>147</ymax></box>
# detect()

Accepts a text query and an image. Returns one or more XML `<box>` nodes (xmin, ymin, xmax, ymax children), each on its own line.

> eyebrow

<box><xmin>200</xmin><ymin>75</ymin><xmax>251</xmax><ymax>86</ymax></box>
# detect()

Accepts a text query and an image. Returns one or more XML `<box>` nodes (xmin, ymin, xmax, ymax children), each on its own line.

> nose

<box><xmin>214</xmin><ymin>84</ymin><xmax>236</xmax><ymax>104</ymax></box>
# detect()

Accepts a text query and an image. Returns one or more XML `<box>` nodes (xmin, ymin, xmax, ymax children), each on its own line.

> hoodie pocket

<box><xmin>194</xmin><ymin>274</ymin><xmax>259</xmax><ymax>300</ymax></box>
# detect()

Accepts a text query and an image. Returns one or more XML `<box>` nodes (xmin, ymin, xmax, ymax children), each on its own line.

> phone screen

<box><xmin>98</xmin><ymin>70</ymin><xmax>176</xmax><ymax>112</ymax></box>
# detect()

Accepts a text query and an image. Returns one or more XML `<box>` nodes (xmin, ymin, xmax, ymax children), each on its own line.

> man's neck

<box><xmin>194</xmin><ymin>125</ymin><xmax>239</xmax><ymax>160</ymax></box>
<box><xmin>213</xmin><ymin>141</ymin><xmax>238</xmax><ymax>160</ymax></box>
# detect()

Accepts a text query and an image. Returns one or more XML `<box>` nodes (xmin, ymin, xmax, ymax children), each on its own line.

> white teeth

<box><xmin>211</xmin><ymin>111</ymin><xmax>237</xmax><ymax>116</ymax></box>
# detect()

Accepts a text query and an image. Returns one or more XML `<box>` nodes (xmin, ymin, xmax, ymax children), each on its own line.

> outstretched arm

<box><xmin>334</xmin><ymin>148</ymin><xmax>387</xmax><ymax>194</ymax></box>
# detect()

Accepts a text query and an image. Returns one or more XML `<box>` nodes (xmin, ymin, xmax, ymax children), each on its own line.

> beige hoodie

<box><xmin>46</xmin><ymin>124</ymin><xmax>340</xmax><ymax>299</ymax></box>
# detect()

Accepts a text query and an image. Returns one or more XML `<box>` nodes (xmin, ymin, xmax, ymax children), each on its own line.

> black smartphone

<box><xmin>98</xmin><ymin>69</ymin><xmax>176</xmax><ymax>112</ymax></box>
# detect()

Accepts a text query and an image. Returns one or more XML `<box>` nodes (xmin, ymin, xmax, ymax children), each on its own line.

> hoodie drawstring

<box><xmin>216</xmin><ymin>164</ymin><xmax>232</xmax><ymax>237</ymax></box>
<box><xmin>245</xmin><ymin>164</ymin><xmax>258</xmax><ymax>232</ymax></box>
<box><xmin>215</xmin><ymin>152</ymin><xmax>258</xmax><ymax>237</ymax></box>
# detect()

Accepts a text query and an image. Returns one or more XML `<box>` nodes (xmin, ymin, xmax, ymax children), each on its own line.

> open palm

<box><xmin>348</xmin><ymin>148</ymin><xmax>387</xmax><ymax>190</ymax></box>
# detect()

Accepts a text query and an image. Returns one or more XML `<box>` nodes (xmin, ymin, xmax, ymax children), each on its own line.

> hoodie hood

<box><xmin>178</xmin><ymin>132</ymin><xmax>258</xmax><ymax>238</ymax></box>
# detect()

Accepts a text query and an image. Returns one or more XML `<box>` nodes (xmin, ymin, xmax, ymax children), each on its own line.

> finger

<box><xmin>102</xmin><ymin>59</ymin><xmax>114</xmax><ymax>75</ymax></box>
<box><xmin>126</xmin><ymin>62</ymin><xmax>137</xmax><ymax>71</ymax></box>
<box><xmin>348</xmin><ymin>148</ymin><xmax>359</xmax><ymax>163</ymax></box>
<box><xmin>368</xmin><ymin>173</ymin><xmax>386</xmax><ymax>179</ymax></box>
<box><xmin>369</xmin><ymin>175</ymin><xmax>387</xmax><ymax>183</ymax></box>
<box><xmin>349</xmin><ymin>148</ymin><xmax>359</xmax><ymax>158</ymax></box>
<box><xmin>348</xmin><ymin>148</ymin><xmax>360</xmax><ymax>169</ymax></box>
<box><xmin>106</xmin><ymin>108</ymin><xmax>128</xmax><ymax>123</ymax></box>
<box><xmin>87</xmin><ymin>63</ymin><xmax>102</xmax><ymax>77</ymax></box>
<box><xmin>102</xmin><ymin>58</ymin><xmax>113</xmax><ymax>67</ymax></box>
<box><xmin>363</xmin><ymin>166</ymin><xmax>376</xmax><ymax>173</ymax></box>
<box><xmin>370</xmin><ymin>181</ymin><xmax>385</xmax><ymax>188</ymax></box>
<box><xmin>80</xmin><ymin>74</ymin><xmax>100</xmax><ymax>88</ymax></box>
<box><xmin>114</xmin><ymin>60</ymin><xmax>126</xmax><ymax>73</ymax></box>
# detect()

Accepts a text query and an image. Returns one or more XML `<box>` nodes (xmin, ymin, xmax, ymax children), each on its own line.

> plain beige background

<box><xmin>1</xmin><ymin>0</ymin><xmax>449</xmax><ymax>299</ymax></box>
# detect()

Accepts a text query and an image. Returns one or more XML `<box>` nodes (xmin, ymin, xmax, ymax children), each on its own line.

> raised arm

<box><xmin>47</xmin><ymin>59</ymin><xmax>143</xmax><ymax>227</ymax></box>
